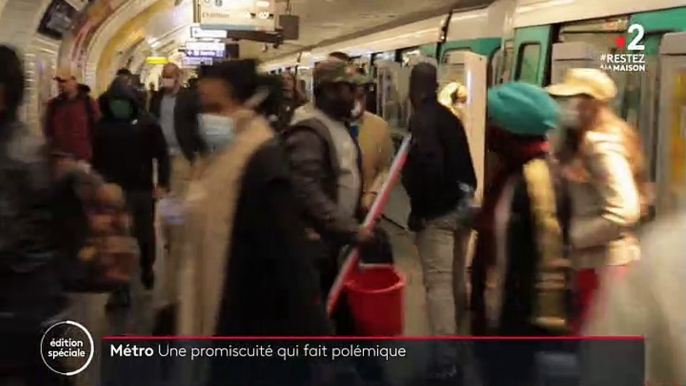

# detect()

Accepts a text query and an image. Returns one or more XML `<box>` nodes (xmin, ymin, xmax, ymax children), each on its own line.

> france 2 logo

<box><xmin>615</xmin><ymin>24</ymin><xmax>645</xmax><ymax>51</ymax></box>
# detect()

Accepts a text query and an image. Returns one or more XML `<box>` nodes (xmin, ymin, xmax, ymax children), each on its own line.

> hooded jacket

<box><xmin>92</xmin><ymin>77</ymin><xmax>170</xmax><ymax>191</ymax></box>
<box><xmin>403</xmin><ymin>63</ymin><xmax>476</xmax><ymax>225</ymax></box>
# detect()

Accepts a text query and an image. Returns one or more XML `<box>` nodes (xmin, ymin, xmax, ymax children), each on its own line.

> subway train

<box><xmin>264</xmin><ymin>0</ymin><xmax>686</xmax><ymax>218</ymax></box>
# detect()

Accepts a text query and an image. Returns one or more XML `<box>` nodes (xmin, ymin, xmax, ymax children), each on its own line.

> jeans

<box><xmin>415</xmin><ymin>211</ymin><xmax>471</xmax><ymax>367</ymax></box>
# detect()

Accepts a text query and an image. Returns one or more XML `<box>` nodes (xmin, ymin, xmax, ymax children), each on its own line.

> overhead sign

<box><xmin>145</xmin><ymin>57</ymin><xmax>169</xmax><ymax>65</ymax></box>
<box><xmin>185</xmin><ymin>49</ymin><xmax>225</xmax><ymax>58</ymax></box>
<box><xmin>185</xmin><ymin>41</ymin><xmax>225</xmax><ymax>51</ymax></box>
<box><xmin>194</xmin><ymin>0</ymin><xmax>275</xmax><ymax>31</ymax></box>
<box><xmin>182</xmin><ymin>57</ymin><xmax>214</xmax><ymax>67</ymax></box>
<box><xmin>190</xmin><ymin>26</ymin><xmax>228</xmax><ymax>39</ymax></box>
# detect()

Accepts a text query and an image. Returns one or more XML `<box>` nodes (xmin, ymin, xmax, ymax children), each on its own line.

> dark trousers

<box><xmin>125</xmin><ymin>190</ymin><xmax>156</xmax><ymax>274</ymax></box>
<box><xmin>1</xmin><ymin>317</ymin><xmax>69</xmax><ymax>386</ymax></box>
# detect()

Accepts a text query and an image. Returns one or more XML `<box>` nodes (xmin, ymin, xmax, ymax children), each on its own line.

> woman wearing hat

<box><xmin>546</xmin><ymin>68</ymin><xmax>650</xmax><ymax>334</ymax></box>
<box><xmin>470</xmin><ymin>81</ymin><xmax>571</xmax><ymax>384</ymax></box>
<box><xmin>471</xmin><ymin>81</ymin><xmax>570</xmax><ymax>337</ymax></box>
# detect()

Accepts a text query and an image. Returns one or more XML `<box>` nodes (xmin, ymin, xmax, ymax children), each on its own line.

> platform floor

<box><xmin>97</xmin><ymin>220</ymin><xmax>430</xmax><ymax>337</ymax></box>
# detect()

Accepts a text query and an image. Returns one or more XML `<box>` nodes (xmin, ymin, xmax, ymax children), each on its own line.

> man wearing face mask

<box><xmin>92</xmin><ymin>76</ymin><xmax>170</xmax><ymax>295</ymax></box>
<box><xmin>149</xmin><ymin>63</ymin><xmax>207</xmax><ymax>186</ymax></box>
<box><xmin>284</xmin><ymin>59</ymin><xmax>375</xmax><ymax>335</ymax></box>
<box><xmin>149</xmin><ymin>63</ymin><xmax>206</xmax><ymax>317</ymax></box>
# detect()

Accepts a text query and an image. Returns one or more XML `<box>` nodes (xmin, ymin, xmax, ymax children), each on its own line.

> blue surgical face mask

<box><xmin>198</xmin><ymin>113</ymin><xmax>236</xmax><ymax>153</ymax></box>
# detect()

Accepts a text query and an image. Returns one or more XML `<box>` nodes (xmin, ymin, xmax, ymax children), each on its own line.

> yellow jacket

<box><xmin>357</xmin><ymin>111</ymin><xmax>394</xmax><ymax>209</ymax></box>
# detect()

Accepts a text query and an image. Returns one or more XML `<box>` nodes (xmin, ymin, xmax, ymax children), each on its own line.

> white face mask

<box><xmin>351</xmin><ymin>101</ymin><xmax>364</xmax><ymax>119</ymax></box>
<box><xmin>557</xmin><ymin>96</ymin><xmax>582</xmax><ymax>128</ymax></box>
<box><xmin>198</xmin><ymin>113</ymin><xmax>236</xmax><ymax>153</ymax></box>
<box><xmin>161</xmin><ymin>78</ymin><xmax>176</xmax><ymax>89</ymax></box>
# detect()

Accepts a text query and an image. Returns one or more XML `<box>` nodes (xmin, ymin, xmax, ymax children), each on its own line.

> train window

<box><xmin>400</xmin><ymin>47</ymin><xmax>421</xmax><ymax>67</ymax></box>
<box><xmin>442</xmin><ymin>48</ymin><xmax>472</xmax><ymax>64</ymax></box>
<box><xmin>502</xmin><ymin>41</ymin><xmax>514</xmax><ymax>82</ymax></box>
<box><xmin>516</xmin><ymin>43</ymin><xmax>541</xmax><ymax>84</ymax></box>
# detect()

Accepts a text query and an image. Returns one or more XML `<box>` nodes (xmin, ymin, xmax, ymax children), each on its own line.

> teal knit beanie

<box><xmin>487</xmin><ymin>82</ymin><xmax>560</xmax><ymax>136</ymax></box>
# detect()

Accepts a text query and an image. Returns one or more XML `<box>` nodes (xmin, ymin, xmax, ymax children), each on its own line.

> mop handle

<box><xmin>326</xmin><ymin>135</ymin><xmax>412</xmax><ymax>316</ymax></box>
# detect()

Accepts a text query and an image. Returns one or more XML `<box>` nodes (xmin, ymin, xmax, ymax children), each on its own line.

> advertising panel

<box><xmin>68</xmin><ymin>0</ymin><xmax>127</xmax><ymax>72</ymax></box>
<box><xmin>37</xmin><ymin>0</ymin><xmax>78</xmax><ymax>39</ymax></box>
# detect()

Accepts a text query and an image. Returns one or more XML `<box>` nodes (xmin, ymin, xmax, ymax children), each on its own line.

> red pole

<box><xmin>326</xmin><ymin>135</ymin><xmax>412</xmax><ymax>316</ymax></box>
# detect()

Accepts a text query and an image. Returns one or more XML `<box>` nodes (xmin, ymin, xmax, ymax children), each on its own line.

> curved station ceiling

<box><xmin>0</xmin><ymin>0</ymin><xmax>488</xmax><ymax>127</ymax></box>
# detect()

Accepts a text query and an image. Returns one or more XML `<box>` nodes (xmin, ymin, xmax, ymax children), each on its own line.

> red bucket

<box><xmin>345</xmin><ymin>265</ymin><xmax>406</xmax><ymax>336</ymax></box>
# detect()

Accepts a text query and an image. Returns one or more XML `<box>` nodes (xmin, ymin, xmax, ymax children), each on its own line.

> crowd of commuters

<box><xmin>1</xmin><ymin>43</ymin><xmax>684</xmax><ymax>386</ymax></box>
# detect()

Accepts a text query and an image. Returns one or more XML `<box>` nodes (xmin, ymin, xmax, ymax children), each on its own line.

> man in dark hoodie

<box><xmin>0</xmin><ymin>45</ymin><xmax>66</xmax><ymax>386</ymax></box>
<box><xmin>92</xmin><ymin>76</ymin><xmax>170</xmax><ymax>294</ymax></box>
<box><xmin>402</xmin><ymin>62</ymin><xmax>477</xmax><ymax>381</ymax></box>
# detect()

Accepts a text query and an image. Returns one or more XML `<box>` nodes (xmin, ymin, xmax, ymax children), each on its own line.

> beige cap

<box><xmin>54</xmin><ymin>67</ymin><xmax>77</xmax><ymax>81</ymax></box>
<box><xmin>545</xmin><ymin>68</ymin><xmax>617</xmax><ymax>101</ymax></box>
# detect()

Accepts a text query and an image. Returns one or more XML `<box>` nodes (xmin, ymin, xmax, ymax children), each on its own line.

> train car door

<box><xmin>548</xmin><ymin>42</ymin><xmax>599</xmax><ymax>83</ymax></box>
<box><xmin>512</xmin><ymin>25</ymin><xmax>553</xmax><ymax>86</ymax></box>
<box><xmin>656</xmin><ymin>32</ymin><xmax>686</xmax><ymax>215</ymax></box>
<box><xmin>376</xmin><ymin>59</ymin><xmax>410</xmax><ymax>228</ymax></box>
<box><xmin>438</xmin><ymin>52</ymin><xmax>487</xmax><ymax>303</ymax></box>
<box><xmin>440</xmin><ymin>51</ymin><xmax>487</xmax><ymax>201</ymax></box>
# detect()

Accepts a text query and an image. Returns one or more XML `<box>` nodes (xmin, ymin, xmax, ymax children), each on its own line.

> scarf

<box><xmin>474</xmin><ymin>140</ymin><xmax>550</xmax><ymax>266</ymax></box>
<box><xmin>177</xmin><ymin>109</ymin><xmax>275</xmax><ymax>337</ymax></box>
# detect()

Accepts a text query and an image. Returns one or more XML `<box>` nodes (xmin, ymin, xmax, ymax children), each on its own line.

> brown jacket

<box><xmin>357</xmin><ymin>111</ymin><xmax>394</xmax><ymax>209</ymax></box>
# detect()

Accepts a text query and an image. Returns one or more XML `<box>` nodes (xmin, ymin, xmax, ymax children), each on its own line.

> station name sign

<box><xmin>185</xmin><ymin>41</ymin><xmax>224</xmax><ymax>51</ymax></box>
<box><xmin>183</xmin><ymin>42</ymin><xmax>225</xmax><ymax>58</ymax></box>
<box><xmin>182</xmin><ymin>57</ymin><xmax>214</xmax><ymax>67</ymax></box>
<box><xmin>185</xmin><ymin>49</ymin><xmax>225</xmax><ymax>58</ymax></box>
<box><xmin>193</xmin><ymin>0</ymin><xmax>275</xmax><ymax>31</ymax></box>
<box><xmin>190</xmin><ymin>26</ymin><xmax>227</xmax><ymax>39</ymax></box>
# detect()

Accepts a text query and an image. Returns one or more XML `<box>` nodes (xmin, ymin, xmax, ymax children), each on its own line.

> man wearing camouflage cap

<box><xmin>283</xmin><ymin>59</ymin><xmax>375</xmax><ymax>335</ymax></box>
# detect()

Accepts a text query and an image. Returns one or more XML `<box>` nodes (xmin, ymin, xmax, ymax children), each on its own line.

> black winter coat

<box><xmin>93</xmin><ymin>78</ymin><xmax>170</xmax><ymax>191</ymax></box>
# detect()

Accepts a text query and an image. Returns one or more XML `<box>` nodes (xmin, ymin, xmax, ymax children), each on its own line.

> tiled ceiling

<box><xmin>261</xmin><ymin>0</ymin><xmax>463</xmax><ymax>58</ymax></box>
<box><xmin>95</xmin><ymin>0</ymin><xmax>492</xmax><ymax>80</ymax></box>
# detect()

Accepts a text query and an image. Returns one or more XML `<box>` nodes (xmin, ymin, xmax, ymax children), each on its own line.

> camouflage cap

<box><xmin>313</xmin><ymin>59</ymin><xmax>359</xmax><ymax>87</ymax></box>
<box><xmin>350</xmin><ymin>70</ymin><xmax>375</xmax><ymax>86</ymax></box>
